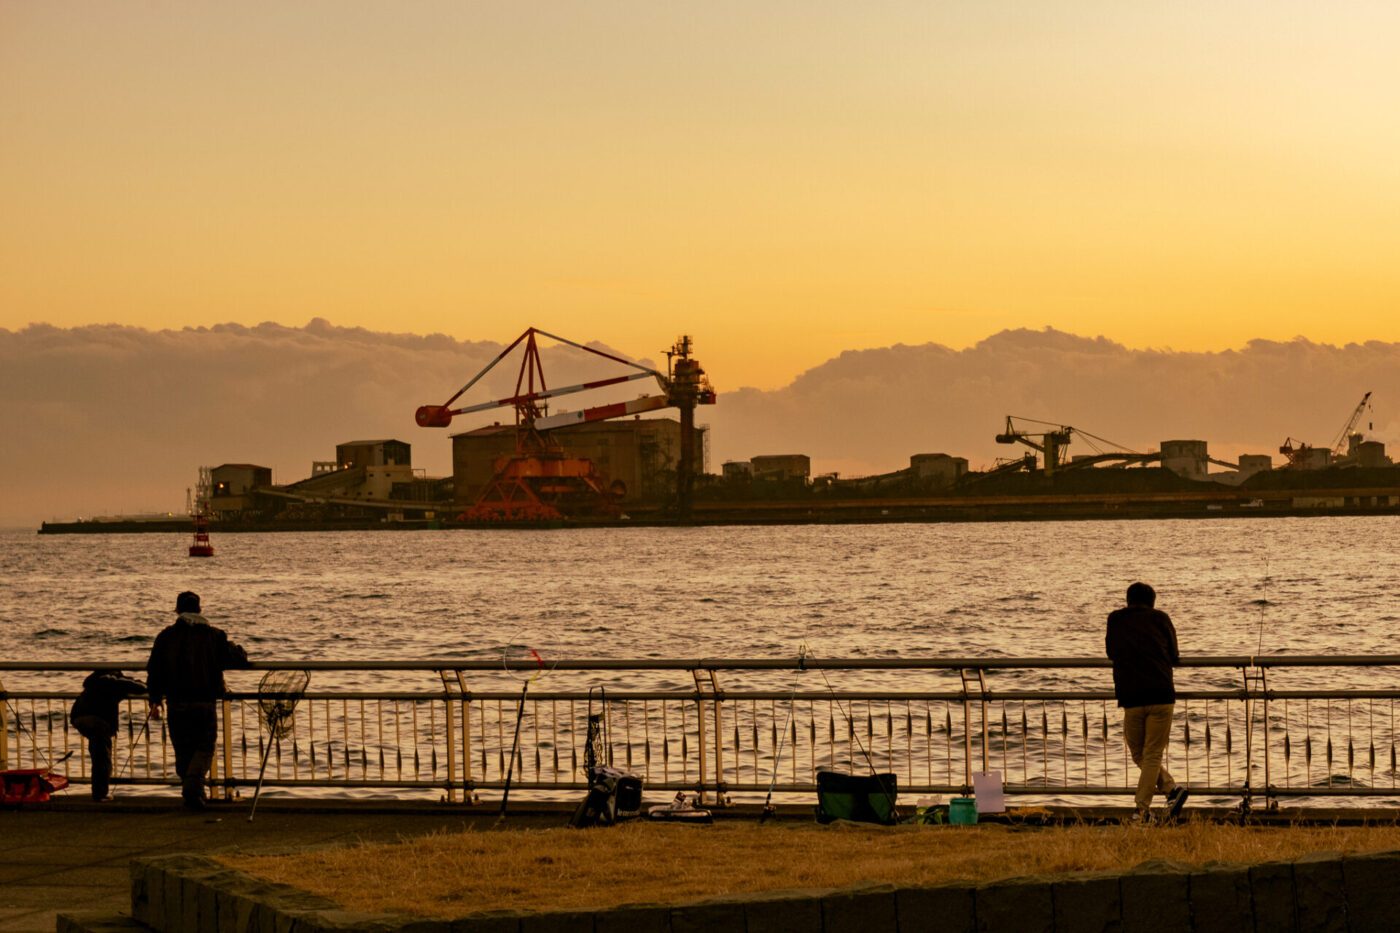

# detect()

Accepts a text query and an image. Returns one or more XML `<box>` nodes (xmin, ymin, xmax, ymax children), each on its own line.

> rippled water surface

<box><xmin>5</xmin><ymin>517</ymin><xmax>1400</xmax><ymax>693</ymax></box>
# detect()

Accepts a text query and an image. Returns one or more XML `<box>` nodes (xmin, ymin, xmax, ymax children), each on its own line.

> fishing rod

<box><xmin>760</xmin><ymin>643</ymin><xmax>808</xmax><ymax>823</ymax></box>
<box><xmin>1256</xmin><ymin>556</ymin><xmax>1270</xmax><ymax>656</ymax></box>
<box><xmin>116</xmin><ymin>714</ymin><xmax>152</xmax><ymax>778</ymax></box>
<box><xmin>803</xmin><ymin>644</ymin><xmax>902</xmax><ymax>824</ymax></box>
<box><xmin>3</xmin><ymin>698</ymin><xmax>75</xmax><ymax>773</ymax></box>
<box><xmin>495</xmin><ymin>646</ymin><xmax>548</xmax><ymax>824</ymax></box>
<box><xmin>1238</xmin><ymin>557</ymin><xmax>1272</xmax><ymax>821</ymax></box>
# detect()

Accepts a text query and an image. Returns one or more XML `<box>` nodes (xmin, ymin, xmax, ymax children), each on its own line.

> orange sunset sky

<box><xmin>4</xmin><ymin>2</ymin><xmax>1400</xmax><ymax>390</ymax></box>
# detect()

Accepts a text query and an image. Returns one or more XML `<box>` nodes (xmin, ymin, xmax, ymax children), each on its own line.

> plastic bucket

<box><xmin>948</xmin><ymin>797</ymin><xmax>978</xmax><ymax>825</ymax></box>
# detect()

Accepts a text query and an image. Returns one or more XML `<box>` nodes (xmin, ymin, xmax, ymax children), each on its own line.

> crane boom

<box><xmin>415</xmin><ymin>327</ymin><xmax>667</xmax><ymax>428</ymax></box>
<box><xmin>1330</xmin><ymin>391</ymin><xmax>1373</xmax><ymax>457</ymax></box>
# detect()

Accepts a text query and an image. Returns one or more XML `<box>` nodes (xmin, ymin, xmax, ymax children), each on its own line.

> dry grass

<box><xmin>221</xmin><ymin>819</ymin><xmax>1400</xmax><ymax>917</ymax></box>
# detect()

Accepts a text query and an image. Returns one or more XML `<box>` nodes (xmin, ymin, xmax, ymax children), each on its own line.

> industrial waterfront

<box><xmin>30</xmin><ymin>330</ymin><xmax>1396</xmax><ymax>533</ymax></box>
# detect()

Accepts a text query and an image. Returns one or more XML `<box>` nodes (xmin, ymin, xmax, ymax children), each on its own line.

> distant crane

<box><xmin>992</xmin><ymin>416</ymin><xmax>1169</xmax><ymax>477</ymax></box>
<box><xmin>1330</xmin><ymin>391</ymin><xmax>1373</xmax><ymax>458</ymax></box>
<box><xmin>995</xmin><ymin>417</ymin><xmax>1074</xmax><ymax>475</ymax></box>
<box><xmin>1279</xmin><ymin>391</ymin><xmax>1372</xmax><ymax>468</ymax></box>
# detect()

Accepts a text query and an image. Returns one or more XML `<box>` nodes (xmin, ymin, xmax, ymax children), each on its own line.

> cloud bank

<box><xmin>717</xmin><ymin>328</ymin><xmax>1400</xmax><ymax>477</ymax></box>
<box><xmin>0</xmin><ymin>320</ymin><xmax>657</xmax><ymax>524</ymax></box>
<box><xmin>4</xmin><ymin>321</ymin><xmax>1398</xmax><ymax>524</ymax></box>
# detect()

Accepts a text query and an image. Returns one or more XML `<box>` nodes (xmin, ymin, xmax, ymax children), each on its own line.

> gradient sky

<box><xmin>4</xmin><ymin>2</ymin><xmax>1400</xmax><ymax>389</ymax></box>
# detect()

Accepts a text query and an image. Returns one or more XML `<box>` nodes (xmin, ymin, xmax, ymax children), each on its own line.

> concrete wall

<box><xmin>101</xmin><ymin>845</ymin><xmax>1400</xmax><ymax>933</ymax></box>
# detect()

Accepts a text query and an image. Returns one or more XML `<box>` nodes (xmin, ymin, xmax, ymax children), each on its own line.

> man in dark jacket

<box><xmin>146</xmin><ymin>591</ymin><xmax>250</xmax><ymax>810</ymax></box>
<box><xmin>1106</xmin><ymin>581</ymin><xmax>1187</xmax><ymax>822</ymax></box>
<box><xmin>71</xmin><ymin>670</ymin><xmax>147</xmax><ymax>801</ymax></box>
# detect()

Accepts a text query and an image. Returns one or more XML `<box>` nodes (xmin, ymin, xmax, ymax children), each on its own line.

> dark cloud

<box><xmin>3</xmin><ymin>322</ymin><xmax>1397</xmax><ymax>524</ymax></box>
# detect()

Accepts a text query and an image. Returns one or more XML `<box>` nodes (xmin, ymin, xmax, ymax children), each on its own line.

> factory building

<box><xmin>209</xmin><ymin>464</ymin><xmax>273</xmax><ymax>518</ymax></box>
<box><xmin>281</xmin><ymin>439</ymin><xmax>441</xmax><ymax>503</ymax></box>
<box><xmin>451</xmin><ymin>417</ymin><xmax>707</xmax><ymax>510</ymax></box>
<box><xmin>1338</xmin><ymin>436</ymin><xmax>1393</xmax><ymax>469</ymax></box>
<box><xmin>750</xmin><ymin>455</ymin><xmax>811</xmax><ymax>483</ymax></box>
<box><xmin>722</xmin><ymin>460</ymin><xmax>753</xmax><ymax>480</ymax></box>
<box><xmin>337</xmin><ymin>439</ymin><xmax>412</xmax><ymax>470</ymax></box>
<box><xmin>1289</xmin><ymin>447</ymin><xmax>1332</xmax><ymax>470</ymax></box>
<box><xmin>1237</xmin><ymin>454</ymin><xmax>1273</xmax><ymax>477</ymax></box>
<box><xmin>910</xmin><ymin>453</ymin><xmax>969</xmax><ymax>488</ymax></box>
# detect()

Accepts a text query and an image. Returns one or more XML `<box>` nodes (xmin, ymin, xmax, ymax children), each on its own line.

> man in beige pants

<box><xmin>1106</xmin><ymin>582</ymin><xmax>1188</xmax><ymax>823</ymax></box>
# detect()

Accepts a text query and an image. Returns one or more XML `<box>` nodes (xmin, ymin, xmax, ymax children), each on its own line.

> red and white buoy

<box><xmin>189</xmin><ymin>502</ymin><xmax>214</xmax><ymax>557</ymax></box>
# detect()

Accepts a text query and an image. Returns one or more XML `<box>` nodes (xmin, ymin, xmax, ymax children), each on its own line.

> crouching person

<box><xmin>70</xmin><ymin>669</ymin><xmax>147</xmax><ymax>801</ymax></box>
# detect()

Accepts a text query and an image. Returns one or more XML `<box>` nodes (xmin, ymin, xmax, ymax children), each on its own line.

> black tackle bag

<box><xmin>570</xmin><ymin>693</ymin><xmax>644</xmax><ymax>828</ymax></box>
<box><xmin>814</xmin><ymin>771</ymin><xmax>898</xmax><ymax>825</ymax></box>
<box><xmin>570</xmin><ymin>765</ymin><xmax>644</xmax><ymax>828</ymax></box>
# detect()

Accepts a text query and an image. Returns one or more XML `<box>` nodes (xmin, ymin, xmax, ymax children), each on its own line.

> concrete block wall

<box><xmin>56</xmin><ymin>848</ymin><xmax>1400</xmax><ymax>933</ymax></box>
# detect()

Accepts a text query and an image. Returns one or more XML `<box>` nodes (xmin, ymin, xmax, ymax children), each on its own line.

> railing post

<box><xmin>454</xmin><ymin>671</ymin><xmax>476</xmax><ymax>805</ymax></box>
<box><xmin>438</xmin><ymin>671</ymin><xmax>458</xmax><ymax>803</ymax></box>
<box><xmin>218</xmin><ymin>697</ymin><xmax>234</xmax><ymax>801</ymax></box>
<box><xmin>710</xmin><ymin>670</ymin><xmax>728</xmax><ymax>807</ymax></box>
<box><xmin>691</xmin><ymin>668</ymin><xmax>710</xmax><ymax>805</ymax></box>
<box><xmin>958</xmin><ymin>668</ymin><xmax>987</xmax><ymax>794</ymax></box>
<box><xmin>0</xmin><ymin>678</ymin><xmax>10</xmax><ymax>773</ymax></box>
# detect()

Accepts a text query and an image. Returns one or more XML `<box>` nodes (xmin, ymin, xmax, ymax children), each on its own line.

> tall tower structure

<box><xmin>666</xmin><ymin>336</ymin><xmax>715</xmax><ymax>521</ymax></box>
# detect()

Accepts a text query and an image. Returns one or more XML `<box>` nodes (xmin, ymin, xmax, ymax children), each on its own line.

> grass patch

<box><xmin>221</xmin><ymin>819</ymin><xmax>1400</xmax><ymax>917</ymax></box>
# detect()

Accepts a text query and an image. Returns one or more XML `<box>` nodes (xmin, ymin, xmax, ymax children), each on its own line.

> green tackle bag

<box><xmin>814</xmin><ymin>771</ymin><xmax>898</xmax><ymax>825</ymax></box>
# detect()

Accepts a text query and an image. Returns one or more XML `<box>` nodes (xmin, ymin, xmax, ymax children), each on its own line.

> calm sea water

<box><xmin>4</xmin><ymin>516</ymin><xmax>1400</xmax><ymax>696</ymax></box>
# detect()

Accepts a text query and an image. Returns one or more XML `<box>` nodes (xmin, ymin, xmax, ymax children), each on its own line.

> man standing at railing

<box><xmin>1106</xmin><ymin>581</ymin><xmax>1188</xmax><ymax>823</ymax></box>
<box><xmin>146</xmin><ymin>591</ymin><xmax>250</xmax><ymax>811</ymax></box>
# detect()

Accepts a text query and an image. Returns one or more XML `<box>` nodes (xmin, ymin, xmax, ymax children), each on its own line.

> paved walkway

<box><xmin>0</xmin><ymin>796</ymin><xmax>569</xmax><ymax>933</ymax></box>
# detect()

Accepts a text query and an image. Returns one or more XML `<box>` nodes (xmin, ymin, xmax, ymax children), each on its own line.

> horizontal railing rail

<box><xmin>11</xmin><ymin>654</ymin><xmax>1400</xmax><ymax>671</ymax></box>
<box><xmin>6</xmin><ymin>657</ymin><xmax>1400</xmax><ymax>811</ymax></box>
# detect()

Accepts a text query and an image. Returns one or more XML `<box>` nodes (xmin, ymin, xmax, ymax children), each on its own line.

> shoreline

<box><xmin>34</xmin><ymin>489</ymin><xmax>1400</xmax><ymax>534</ymax></box>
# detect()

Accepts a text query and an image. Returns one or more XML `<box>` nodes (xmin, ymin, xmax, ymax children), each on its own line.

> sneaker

<box><xmin>1165</xmin><ymin>785</ymin><xmax>1190</xmax><ymax>821</ymax></box>
<box><xmin>1128</xmin><ymin>810</ymin><xmax>1156</xmax><ymax>825</ymax></box>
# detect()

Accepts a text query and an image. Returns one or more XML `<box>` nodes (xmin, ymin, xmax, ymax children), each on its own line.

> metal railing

<box><xmin>6</xmin><ymin>657</ymin><xmax>1400</xmax><ymax>809</ymax></box>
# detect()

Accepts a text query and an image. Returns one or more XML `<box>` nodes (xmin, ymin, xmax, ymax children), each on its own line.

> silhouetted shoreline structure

<box><xmin>38</xmin><ymin>392</ymin><xmax>1400</xmax><ymax>531</ymax></box>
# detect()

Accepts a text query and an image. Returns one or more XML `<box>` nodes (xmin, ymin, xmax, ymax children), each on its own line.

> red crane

<box><xmin>416</xmin><ymin>327</ymin><xmax>714</xmax><ymax>522</ymax></box>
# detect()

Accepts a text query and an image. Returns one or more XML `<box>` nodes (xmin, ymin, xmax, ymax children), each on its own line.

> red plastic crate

<box><xmin>0</xmin><ymin>768</ymin><xmax>69</xmax><ymax>804</ymax></box>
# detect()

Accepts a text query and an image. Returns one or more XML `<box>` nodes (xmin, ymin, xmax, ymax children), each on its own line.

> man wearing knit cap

<box><xmin>146</xmin><ymin>591</ymin><xmax>250</xmax><ymax>810</ymax></box>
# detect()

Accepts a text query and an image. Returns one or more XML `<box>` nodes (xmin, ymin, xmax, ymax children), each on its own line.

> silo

<box><xmin>1160</xmin><ymin>440</ymin><xmax>1208</xmax><ymax>480</ymax></box>
<box><xmin>1237</xmin><ymin>454</ymin><xmax>1273</xmax><ymax>478</ymax></box>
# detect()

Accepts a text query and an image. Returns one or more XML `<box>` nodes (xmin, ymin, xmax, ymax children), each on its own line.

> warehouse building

<box><xmin>209</xmin><ymin>464</ymin><xmax>273</xmax><ymax>518</ymax></box>
<box><xmin>451</xmin><ymin>417</ymin><xmax>707</xmax><ymax>510</ymax></box>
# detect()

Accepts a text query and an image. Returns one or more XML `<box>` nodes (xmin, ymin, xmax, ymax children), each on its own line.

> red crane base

<box><xmin>459</xmin><ymin>455</ymin><xmax>622</xmax><ymax>523</ymax></box>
